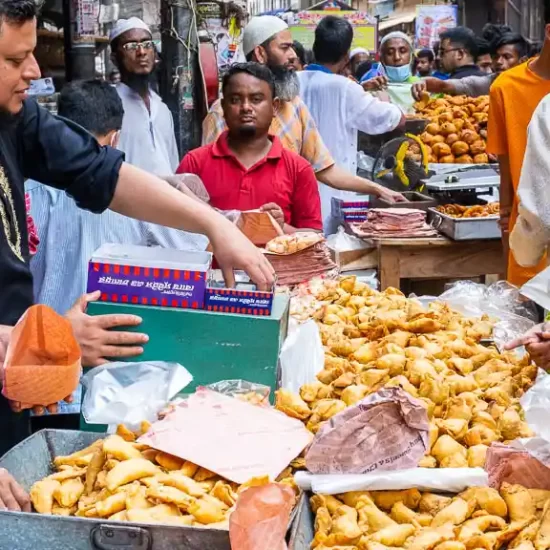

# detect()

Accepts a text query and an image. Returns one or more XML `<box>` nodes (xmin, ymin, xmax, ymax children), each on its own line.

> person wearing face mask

<box><xmin>26</xmin><ymin>80</ymin><xmax>209</xmax><ymax>367</ymax></box>
<box><xmin>360</xmin><ymin>31</ymin><xmax>419</xmax><ymax>113</ymax></box>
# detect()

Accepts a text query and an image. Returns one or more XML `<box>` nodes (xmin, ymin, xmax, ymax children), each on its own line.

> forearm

<box><xmin>498</xmin><ymin>156</ymin><xmax>514</xmax><ymax>213</ymax></box>
<box><xmin>425</xmin><ymin>77</ymin><xmax>455</xmax><ymax>95</ymax></box>
<box><xmin>317</xmin><ymin>164</ymin><xmax>384</xmax><ymax>195</ymax></box>
<box><xmin>110</xmin><ymin>163</ymin><xmax>226</xmax><ymax>236</ymax></box>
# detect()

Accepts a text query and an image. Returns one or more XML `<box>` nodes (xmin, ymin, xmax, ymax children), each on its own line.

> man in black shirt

<box><xmin>0</xmin><ymin>0</ymin><xmax>275</xmax><ymax>508</ymax></box>
<box><xmin>438</xmin><ymin>27</ymin><xmax>486</xmax><ymax>79</ymax></box>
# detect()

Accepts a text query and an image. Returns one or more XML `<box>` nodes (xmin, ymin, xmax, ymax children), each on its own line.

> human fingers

<box><xmin>9</xmin><ymin>479</ymin><xmax>30</xmax><ymax>512</ymax></box>
<box><xmin>260</xmin><ymin>202</ymin><xmax>280</xmax><ymax>212</ymax></box>
<box><xmin>504</xmin><ymin>335</ymin><xmax>535</xmax><ymax>350</ymax></box>
<box><xmin>64</xmin><ymin>394</ymin><xmax>74</xmax><ymax>403</ymax></box>
<box><xmin>221</xmin><ymin>265</ymin><xmax>236</xmax><ymax>289</ymax></box>
<box><xmin>0</xmin><ymin>489</ymin><xmax>20</xmax><ymax>512</ymax></box>
<box><xmin>100</xmin><ymin>345</ymin><xmax>145</xmax><ymax>360</ymax></box>
<box><xmin>46</xmin><ymin>404</ymin><xmax>58</xmax><ymax>414</ymax></box>
<box><xmin>32</xmin><ymin>406</ymin><xmax>45</xmax><ymax>416</ymax></box>
<box><xmin>69</xmin><ymin>291</ymin><xmax>101</xmax><ymax>314</ymax></box>
<box><xmin>96</xmin><ymin>314</ymin><xmax>143</xmax><ymax>330</ymax></box>
<box><xmin>101</xmin><ymin>329</ymin><xmax>148</xmax><ymax>346</ymax></box>
<box><xmin>9</xmin><ymin>401</ymin><xmax>22</xmax><ymax>413</ymax></box>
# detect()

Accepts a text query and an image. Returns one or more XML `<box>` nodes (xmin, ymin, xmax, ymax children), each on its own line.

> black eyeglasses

<box><xmin>439</xmin><ymin>47</ymin><xmax>462</xmax><ymax>56</ymax></box>
<box><xmin>122</xmin><ymin>40</ymin><xmax>155</xmax><ymax>52</ymax></box>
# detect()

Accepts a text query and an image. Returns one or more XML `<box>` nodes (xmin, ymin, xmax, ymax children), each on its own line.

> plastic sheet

<box><xmin>162</xmin><ymin>173</ymin><xmax>210</xmax><ymax>203</ymax></box>
<box><xmin>229</xmin><ymin>484</ymin><xmax>296</xmax><ymax>550</ymax></box>
<box><xmin>280</xmin><ymin>320</ymin><xmax>324</xmax><ymax>394</ymax></box>
<box><xmin>81</xmin><ymin>361</ymin><xmax>192</xmax><ymax>431</ymax></box>
<box><xmin>294</xmin><ymin>468</ymin><xmax>488</xmax><ymax>495</ymax></box>
<box><xmin>415</xmin><ymin>280</ymin><xmax>538</xmax><ymax>348</ymax></box>
<box><xmin>326</xmin><ymin>227</ymin><xmax>370</xmax><ymax>253</ymax></box>
<box><xmin>206</xmin><ymin>379</ymin><xmax>271</xmax><ymax>406</ymax></box>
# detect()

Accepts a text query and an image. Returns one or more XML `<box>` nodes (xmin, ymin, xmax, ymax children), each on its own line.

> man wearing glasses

<box><xmin>438</xmin><ymin>27</ymin><xmax>485</xmax><ymax>80</ymax></box>
<box><xmin>110</xmin><ymin>18</ymin><xmax>179</xmax><ymax>175</ymax></box>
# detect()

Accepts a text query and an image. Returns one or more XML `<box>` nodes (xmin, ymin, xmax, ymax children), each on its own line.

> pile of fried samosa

<box><xmin>30</xmin><ymin>423</ymin><xmax>297</xmax><ymax>526</ymax></box>
<box><xmin>310</xmin><ymin>484</ymin><xmax>550</xmax><ymax>550</ymax></box>
<box><xmin>277</xmin><ymin>277</ymin><xmax>536</xmax><ymax>468</ymax></box>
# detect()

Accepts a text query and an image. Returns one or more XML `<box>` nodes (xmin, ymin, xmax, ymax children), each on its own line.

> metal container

<box><xmin>428</xmin><ymin>208</ymin><xmax>501</xmax><ymax>241</ymax></box>
<box><xmin>0</xmin><ymin>430</ymin><xmax>230</xmax><ymax>550</ymax></box>
<box><xmin>372</xmin><ymin>191</ymin><xmax>437</xmax><ymax>211</ymax></box>
<box><xmin>288</xmin><ymin>493</ymin><xmax>314</xmax><ymax>550</ymax></box>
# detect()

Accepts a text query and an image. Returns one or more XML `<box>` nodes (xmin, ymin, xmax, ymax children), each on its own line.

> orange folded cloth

<box><xmin>2</xmin><ymin>305</ymin><xmax>81</xmax><ymax>409</ymax></box>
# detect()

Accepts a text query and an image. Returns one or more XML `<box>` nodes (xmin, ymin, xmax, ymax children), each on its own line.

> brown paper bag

<box><xmin>2</xmin><ymin>305</ymin><xmax>81</xmax><ymax>409</ymax></box>
<box><xmin>229</xmin><ymin>483</ymin><xmax>295</xmax><ymax>550</ymax></box>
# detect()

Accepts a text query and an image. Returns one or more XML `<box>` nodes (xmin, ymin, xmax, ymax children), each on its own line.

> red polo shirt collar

<box><xmin>212</xmin><ymin>131</ymin><xmax>283</xmax><ymax>165</ymax></box>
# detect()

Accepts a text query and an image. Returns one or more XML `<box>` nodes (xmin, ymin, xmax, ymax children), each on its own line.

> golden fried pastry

<box><xmin>30</xmin><ymin>479</ymin><xmax>61</xmax><ymax>514</ymax></box>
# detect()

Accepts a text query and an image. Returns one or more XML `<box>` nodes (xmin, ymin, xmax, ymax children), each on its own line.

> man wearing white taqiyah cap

<box><xmin>349</xmin><ymin>47</ymin><xmax>370</xmax><ymax>78</ymax></box>
<box><xmin>202</xmin><ymin>16</ymin><xmax>406</xmax><ymax>235</ymax></box>
<box><xmin>110</xmin><ymin>17</ymin><xmax>179</xmax><ymax>177</ymax></box>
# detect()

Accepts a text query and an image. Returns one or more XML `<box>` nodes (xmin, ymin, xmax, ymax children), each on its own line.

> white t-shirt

<box><xmin>116</xmin><ymin>83</ymin><xmax>179</xmax><ymax>176</ymax></box>
<box><xmin>298</xmin><ymin>70</ymin><xmax>402</xmax><ymax>233</ymax></box>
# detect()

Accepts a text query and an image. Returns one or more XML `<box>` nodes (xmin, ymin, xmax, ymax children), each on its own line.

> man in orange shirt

<box><xmin>487</xmin><ymin>6</ymin><xmax>550</xmax><ymax>286</ymax></box>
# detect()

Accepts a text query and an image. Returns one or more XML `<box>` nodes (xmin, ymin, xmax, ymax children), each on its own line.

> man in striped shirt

<box><xmin>27</xmin><ymin>80</ymin><xmax>208</xmax><ymax>367</ymax></box>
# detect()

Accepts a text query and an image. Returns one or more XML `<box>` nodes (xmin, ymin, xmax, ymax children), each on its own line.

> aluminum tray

<box><xmin>428</xmin><ymin>208</ymin><xmax>501</xmax><ymax>241</ymax></box>
<box><xmin>0</xmin><ymin>429</ymin><xmax>299</xmax><ymax>550</ymax></box>
<box><xmin>425</xmin><ymin>167</ymin><xmax>500</xmax><ymax>192</ymax></box>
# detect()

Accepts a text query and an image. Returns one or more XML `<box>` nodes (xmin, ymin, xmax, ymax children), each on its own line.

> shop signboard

<box><xmin>415</xmin><ymin>4</ymin><xmax>458</xmax><ymax>49</ymax></box>
<box><xmin>289</xmin><ymin>9</ymin><xmax>377</xmax><ymax>53</ymax></box>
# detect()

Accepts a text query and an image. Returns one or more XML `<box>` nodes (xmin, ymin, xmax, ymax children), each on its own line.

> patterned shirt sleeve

<box><xmin>201</xmin><ymin>100</ymin><xmax>227</xmax><ymax>145</ymax></box>
<box><xmin>296</xmin><ymin>99</ymin><xmax>335</xmax><ymax>174</ymax></box>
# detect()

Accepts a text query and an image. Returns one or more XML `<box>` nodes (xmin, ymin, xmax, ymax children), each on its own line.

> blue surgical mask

<box><xmin>384</xmin><ymin>64</ymin><xmax>412</xmax><ymax>83</ymax></box>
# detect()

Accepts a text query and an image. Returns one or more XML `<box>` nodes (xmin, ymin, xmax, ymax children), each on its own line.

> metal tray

<box><xmin>428</xmin><ymin>208</ymin><xmax>501</xmax><ymax>241</ymax></box>
<box><xmin>0</xmin><ymin>429</ymin><xmax>298</xmax><ymax>550</ymax></box>
<box><xmin>425</xmin><ymin>167</ymin><xmax>500</xmax><ymax>192</ymax></box>
<box><xmin>371</xmin><ymin>191</ymin><xmax>437</xmax><ymax>211</ymax></box>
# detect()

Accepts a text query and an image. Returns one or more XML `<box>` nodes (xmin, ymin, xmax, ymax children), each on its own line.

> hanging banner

<box><xmin>289</xmin><ymin>10</ymin><xmax>377</xmax><ymax>53</ymax></box>
<box><xmin>415</xmin><ymin>4</ymin><xmax>458</xmax><ymax>49</ymax></box>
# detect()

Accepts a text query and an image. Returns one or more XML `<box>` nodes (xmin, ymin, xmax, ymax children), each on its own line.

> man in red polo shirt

<box><xmin>177</xmin><ymin>63</ymin><xmax>322</xmax><ymax>233</ymax></box>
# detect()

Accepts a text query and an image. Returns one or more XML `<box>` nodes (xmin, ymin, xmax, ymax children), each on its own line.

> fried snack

<box><xmin>188</xmin><ymin>496</ymin><xmax>227</xmax><ymax>524</ymax></box>
<box><xmin>106</xmin><ymin>458</ymin><xmax>159</xmax><ymax>491</ymax></box>
<box><xmin>95</xmin><ymin>492</ymin><xmax>127</xmax><ymax>518</ymax></box>
<box><xmin>275</xmin><ymin>389</ymin><xmax>312</xmax><ymax>420</ymax></box>
<box><xmin>116</xmin><ymin>424</ymin><xmax>137</xmax><ymax>442</ymax></box>
<box><xmin>103</xmin><ymin>435</ymin><xmax>143</xmax><ymax>461</ymax></box>
<box><xmin>85</xmin><ymin>447</ymin><xmax>106</xmax><ymax>495</ymax></box>
<box><xmin>53</xmin><ymin>440</ymin><xmax>103</xmax><ymax>468</ymax></box>
<box><xmin>180</xmin><ymin>461</ymin><xmax>200</xmax><ymax>478</ymax></box>
<box><xmin>54</xmin><ymin>477</ymin><xmax>85</xmax><ymax>508</ymax></box>
<box><xmin>432</xmin><ymin>498</ymin><xmax>474</xmax><ymax>528</ymax></box>
<box><xmin>356</xmin><ymin>495</ymin><xmax>397</xmax><ymax>531</ymax></box>
<box><xmin>372</xmin><ymin>489</ymin><xmax>421</xmax><ymax>511</ymax></box>
<box><xmin>30</xmin><ymin>479</ymin><xmax>61</xmax><ymax>514</ymax></box>
<box><xmin>155</xmin><ymin>452</ymin><xmax>184</xmax><ymax>471</ymax></box>
<box><xmin>165</xmin><ymin>472</ymin><xmax>206</xmax><ymax>498</ymax></box>
<box><xmin>436</xmin><ymin>203</ymin><xmax>500</xmax><ymax>219</ymax></box>
<box><xmin>146</xmin><ymin>485</ymin><xmax>195</xmax><ymax>511</ymax></box>
<box><xmin>501</xmin><ymin>483</ymin><xmax>536</xmax><ymax>523</ymax></box>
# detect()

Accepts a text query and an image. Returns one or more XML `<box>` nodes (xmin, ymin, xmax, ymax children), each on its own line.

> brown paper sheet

<box><xmin>2</xmin><ymin>305</ymin><xmax>81</xmax><ymax>408</ymax></box>
<box><xmin>306</xmin><ymin>387</ymin><xmax>430</xmax><ymax>474</ymax></box>
<box><xmin>237</xmin><ymin>211</ymin><xmax>284</xmax><ymax>246</ymax></box>
<box><xmin>485</xmin><ymin>443</ymin><xmax>550</xmax><ymax>489</ymax></box>
<box><xmin>229</xmin><ymin>483</ymin><xmax>295</xmax><ymax>550</ymax></box>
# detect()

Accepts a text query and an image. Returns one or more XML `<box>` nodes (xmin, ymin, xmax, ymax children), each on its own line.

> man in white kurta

<box><xmin>297</xmin><ymin>16</ymin><xmax>403</xmax><ymax>233</ymax></box>
<box><xmin>110</xmin><ymin>18</ymin><xmax>179</xmax><ymax>175</ymax></box>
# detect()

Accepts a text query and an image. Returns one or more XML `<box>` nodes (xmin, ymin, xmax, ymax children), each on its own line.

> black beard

<box><xmin>120</xmin><ymin>70</ymin><xmax>152</xmax><ymax>95</ymax></box>
<box><xmin>235</xmin><ymin>126</ymin><xmax>257</xmax><ymax>139</ymax></box>
<box><xmin>267</xmin><ymin>63</ymin><xmax>300</xmax><ymax>102</ymax></box>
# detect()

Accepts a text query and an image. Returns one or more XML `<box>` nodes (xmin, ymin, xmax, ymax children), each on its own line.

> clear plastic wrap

<box><xmin>81</xmin><ymin>361</ymin><xmax>192</xmax><ymax>431</ymax></box>
<box><xmin>326</xmin><ymin>226</ymin><xmax>370</xmax><ymax>252</ymax></box>
<box><xmin>415</xmin><ymin>280</ymin><xmax>538</xmax><ymax>347</ymax></box>
<box><xmin>206</xmin><ymin>379</ymin><xmax>271</xmax><ymax>406</ymax></box>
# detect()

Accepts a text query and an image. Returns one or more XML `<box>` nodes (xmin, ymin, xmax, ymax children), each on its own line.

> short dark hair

<box><xmin>58</xmin><ymin>80</ymin><xmax>124</xmax><ymax>137</ymax></box>
<box><xmin>475</xmin><ymin>38</ymin><xmax>491</xmax><ymax>59</ymax></box>
<box><xmin>293</xmin><ymin>40</ymin><xmax>307</xmax><ymax>66</ymax></box>
<box><xmin>482</xmin><ymin>23</ymin><xmax>512</xmax><ymax>47</ymax></box>
<box><xmin>440</xmin><ymin>26</ymin><xmax>478</xmax><ymax>58</ymax></box>
<box><xmin>222</xmin><ymin>62</ymin><xmax>276</xmax><ymax>98</ymax></box>
<box><xmin>313</xmin><ymin>15</ymin><xmax>353</xmax><ymax>64</ymax></box>
<box><xmin>530</xmin><ymin>40</ymin><xmax>543</xmax><ymax>57</ymax></box>
<box><xmin>417</xmin><ymin>48</ymin><xmax>434</xmax><ymax>62</ymax></box>
<box><xmin>0</xmin><ymin>0</ymin><xmax>36</xmax><ymax>27</ymax></box>
<box><xmin>494</xmin><ymin>32</ymin><xmax>530</xmax><ymax>59</ymax></box>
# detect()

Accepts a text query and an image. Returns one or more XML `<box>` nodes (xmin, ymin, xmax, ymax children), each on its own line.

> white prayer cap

<box><xmin>380</xmin><ymin>31</ymin><xmax>413</xmax><ymax>51</ymax></box>
<box><xmin>243</xmin><ymin>15</ymin><xmax>289</xmax><ymax>56</ymax></box>
<box><xmin>110</xmin><ymin>17</ymin><xmax>151</xmax><ymax>43</ymax></box>
<box><xmin>350</xmin><ymin>47</ymin><xmax>369</xmax><ymax>59</ymax></box>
